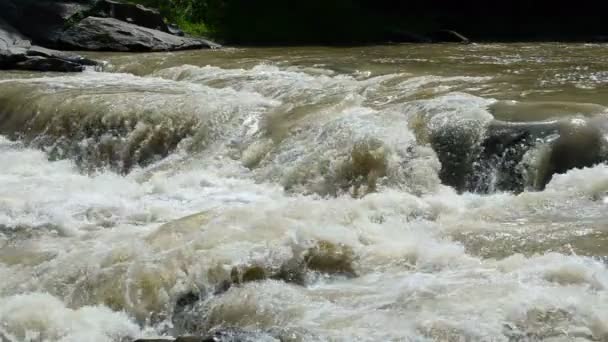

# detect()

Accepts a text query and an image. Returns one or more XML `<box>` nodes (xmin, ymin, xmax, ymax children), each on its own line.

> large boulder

<box><xmin>430</xmin><ymin>117</ymin><xmax>608</xmax><ymax>193</ymax></box>
<box><xmin>0</xmin><ymin>0</ymin><xmax>92</xmax><ymax>45</ymax></box>
<box><xmin>90</xmin><ymin>0</ymin><xmax>169</xmax><ymax>33</ymax></box>
<box><xmin>0</xmin><ymin>18</ymin><xmax>96</xmax><ymax>72</ymax></box>
<box><xmin>0</xmin><ymin>0</ymin><xmax>221</xmax><ymax>52</ymax></box>
<box><xmin>57</xmin><ymin>16</ymin><xmax>219</xmax><ymax>51</ymax></box>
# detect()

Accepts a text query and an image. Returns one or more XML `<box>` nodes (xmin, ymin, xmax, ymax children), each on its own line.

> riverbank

<box><xmin>0</xmin><ymin>0</ymin><xmax>220</xmax><ymax>72</ymax></box>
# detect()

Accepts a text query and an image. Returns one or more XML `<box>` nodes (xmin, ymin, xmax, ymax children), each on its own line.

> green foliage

<box><xmin>125</xmin><ymin>0</ymin><xmax>210</xmax><ymax>36</ymax></box>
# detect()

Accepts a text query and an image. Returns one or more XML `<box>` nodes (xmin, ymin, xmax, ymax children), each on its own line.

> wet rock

<box><xmin>429</xmin><ymin>121</ymin><xmax>485</xmax><ymax>192</ymax></box>
<box><xmin>91</xmin><ymin>0</ymin><xmax>169</xmax><ymax>33</ymax></box>
<box><xmin>212</xmin><ymin>241</ymin><xmax>356</xmax><ymax>297</ymax></box>
<box><xmin>240</xmin><ymin>265</ymin><xmax>267</xmax><ymax>283</ymax></box>
<box><xmin>176</xmin><ymin>292</ymin><xmax>202</xmax><ymax>309</ymax></box>
<box><xmin>270</xmin><ymin>257</ymin><xmax>307</xmax><ymax>286</ymax></box>
<box><xmin>333</xmin><ymin>138</ymin><xmax>388</xmax><ymax>197</ymax></box>
<box><xmin>57</xmin><ymin>17</ymin><xmax>218</xmax><ymax>52</ymax></box>
<box><xmin>168</xmin><ymin>24</ymin><xmax>185</xmax><ymax>37</ymax></box>
<box><xmin>430</xmin><ymin>29</ymin><xmax>471</xmax><ymax>44</ymax></box>
<box><xmin>0</xmin><ymin>0</ymin><xmax>92</xmax><ymax>45</ymax></box>
<box><xmin>172</xmin><ymin>290</ymin><xmax>206</xmax><ymax>334</ymax></box>
<box><xmin>304</xmin><ymin>240</ymin><xmax>357</xmax><ymax>277</ymax></box>
<box><xmin>0</xmin><ymin>0</ymin><xmax>220</xmax><ymax>52</ymax></box>
<box><xmin>198</xmin><ymin>328</ymin><xmax>278</xmax><ymax>342</ymax></box>
<box><xmin>134</xmin><ymin>328</ymin><xmax>278</xmax><ymax>342</ymax></box>
<box><xmin>431</xmin><ymin>118</ymin><xmax>608</xmax><ymax>193</ymax></box>
<box><xmin>0</xmin><ymin>18</ymin><xmax>96</xmax><ymax>72</ymax></box>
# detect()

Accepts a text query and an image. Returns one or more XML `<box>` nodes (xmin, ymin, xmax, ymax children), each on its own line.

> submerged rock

<box><xmin>429</xmin><ymin>117</ymin><xmax>608</xmax><ymax>193</ymax></box>
<box><xmin>57</xmin><ymin>17</ymin><xmax>217</xmax><ymax>52</ymax></box>
<box><xmin>304</xmin><ymin>240</ymin><xmax>357</xmax><ymax>276</ymax></box>
<box><xmin>135</xmin><ymin>328</ymin><xmax>278</xmax><ymax>342</ymax></box>
<box><xmin>0</xmin><ymin>18</ymin><xmax>96</xmax><ymax>72</ymax></box>
<box><xmin>214</xmin><ymin>240</ymin><xmax>357</xmax><ymax>295</ymax></box>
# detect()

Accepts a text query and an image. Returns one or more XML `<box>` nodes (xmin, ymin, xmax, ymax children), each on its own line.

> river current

<box><xmin>0</xmin><ymin>44</ymin><xmax>607</xmax><ymax>341</ymax></box>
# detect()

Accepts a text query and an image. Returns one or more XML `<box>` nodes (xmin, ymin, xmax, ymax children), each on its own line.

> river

<box><xmin>0</xmin><ymin>43</ymin><xmax>607</xmax><ymax>341</ymax></box>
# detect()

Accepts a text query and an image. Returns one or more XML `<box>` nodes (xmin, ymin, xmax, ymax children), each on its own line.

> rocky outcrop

<box><xmin>57</xmin><ymin>17</ymin><xmax>218</xmax><ymax>52</ymax></box>
<box><xmin>91</xmin><ymin>0</ymin><xmax>169</xmax><ymax>32</ymax></box>
<box><xmin>0</xmin><ymin>18</ymin><xmax>96</xmax><ymax>72</ymax></box>
<box><xmin>0</xmin><ymin>0</ymin><xmax>91</xmax><ymax>46</ymax></box>
<box><xmin>0</xmin><ymin>0</ymin><xmax>220</xmax><ymax>54</ymax></box>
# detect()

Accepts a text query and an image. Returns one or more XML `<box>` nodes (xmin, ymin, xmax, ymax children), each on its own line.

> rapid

<box><xmin>0</xmin><ymin>43</ymin><xmax>607</xmax><ymax>341</ymax></box>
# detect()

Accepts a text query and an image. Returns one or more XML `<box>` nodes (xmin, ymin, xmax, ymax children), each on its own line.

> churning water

<box><xmin>0</xmin><ymin>44</ymin><xmax>607</xmax><ymax>341</ymax></box>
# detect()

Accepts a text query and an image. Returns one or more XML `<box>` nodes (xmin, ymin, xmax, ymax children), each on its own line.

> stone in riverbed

<box><xmin>215</xmin><ymin>240</ymin><xmax>357</xmax><ymax>294</ymax></box>
<box><xmin>428</xmin><ymin>117</ymin><xmax>608</xmax><ymax>193</ymax></box>
<box><xmin>0</xmin><ymin>18</ymin><xmax>96</xmax><ymax>72</ymax></box>
<box><xmin>304</xmin><ymin>240</ymin><xmax>357</xmax><ymax>276</ymax></box>
<box><xmin>134</xmin><ymin>328</ymin><xmax>278</xmax><ymax>342</ymax></box>
<box><xmin>57</xmin><ymin>17</ymin><xmax>219</xmax><ymax>52</ymax></box>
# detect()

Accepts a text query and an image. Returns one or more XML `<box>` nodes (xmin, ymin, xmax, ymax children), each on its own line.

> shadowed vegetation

<box><xmin>126</xmin><ymin>0</ymin><xmax>608</xmax><ymax>44</ymax></box>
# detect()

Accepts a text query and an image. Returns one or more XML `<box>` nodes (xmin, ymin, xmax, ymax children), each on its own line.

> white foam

<box><xmin>0</xmin><ymin>58</ymin><xmax>607</xmax><ymax>341</ymax></box>
<box><xmin>0</xmin><ymin>293</ymin><xmax>140</xmax><ymax>342</ymax></box>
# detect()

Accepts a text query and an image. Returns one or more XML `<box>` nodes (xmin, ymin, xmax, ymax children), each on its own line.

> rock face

<box><xmin>57</xmin><ymin>17</ymin><xmax>218</xmax><ymax>52</ymax></box>
<box><xmin>0</xmin><ymin>0</ymin><xmax>220</xmax><ymax>54</ymax></box>
<box><xmin>91</xmin><ymin>0</ymin><xmax>170</xmax><ymax>32</ymax></box>
<box><xmin>0</xmin><ymin>0</ymin><xmax>92</xmax><ymax>45</ymax></box>
<box><xmin>0</xmin><ymin>18</ymin><xmax>95</xmax><ymax>72</ymax></box>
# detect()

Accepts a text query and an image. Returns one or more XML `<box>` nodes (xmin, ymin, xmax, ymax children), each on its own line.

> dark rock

<box><xmin>57</xmin><ymin>17</ymin><xmax>219</xmax><ymax>52</ymax></box>
<box><xmin>0</xmin><ymin>18</ymin><xmax>96</xmax><ymax>72</ymax></box>
<box><xmin>431</xmin><ymin>118</ymin><xmax>608</xmax><ymax>193</ymax></box>
<box><xmin>430</xmin><ymin>121</ymin><xmax>485</xmax><ymax>192</ymax></box>
<box><xmin>304</xmin><ymin>240</ymin><xmax>357</xmax><ymax>277</ymax></box>
<box><xmin>172</xmin><ymin>290</ymin><xmax>206</xmax><ymax>333</ymax></box>
<box><xmin>0</xmin><ymin>0</ymin><xmax>220</xmax><ymax>52</ymax></box>
<box><xmin>168</xmin><ymin>24</ymin><xmax>185</xmax><ymax>37</ymax></box>
<box><xmin>430</xmin><ymin>29</ymin><xmax>471</xmax><ymax>44</ymax></box>
<box><xmin>270</xmin><ymin>258</ymin><xmax>306</xmax><ymax>285</ymax></box>
<box><xmin>0</xmin><ymin>0</ymin><xmax>93</xmax><ymax>45</ymax></box>
<box><xmin>14</xmin><ymin>56</ymin><xmax>85</xmax><ymax>72</ymax></box>
<box><xmin>91</xmin><ymin>0</ymin><xmax>169</xmax><ymax>33</ymax></box>
<box><xmin>133</xmin><ymin>328</ymin><xmax>277</xmax><ymax>342</ymax></box>
<box><xmin>176</xmin><ymin>291</ymin><xmax>202</xmax><ymax>309</ymax></box>
<box><xmin>241</xmin><ymin>265</ymin><xmax>267</xmax><ymax>282</ymax></box>
<box><xmin>197</xmin><ymin>328</ymin><xmax>275</xmax><ymax>342</ymax></box>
